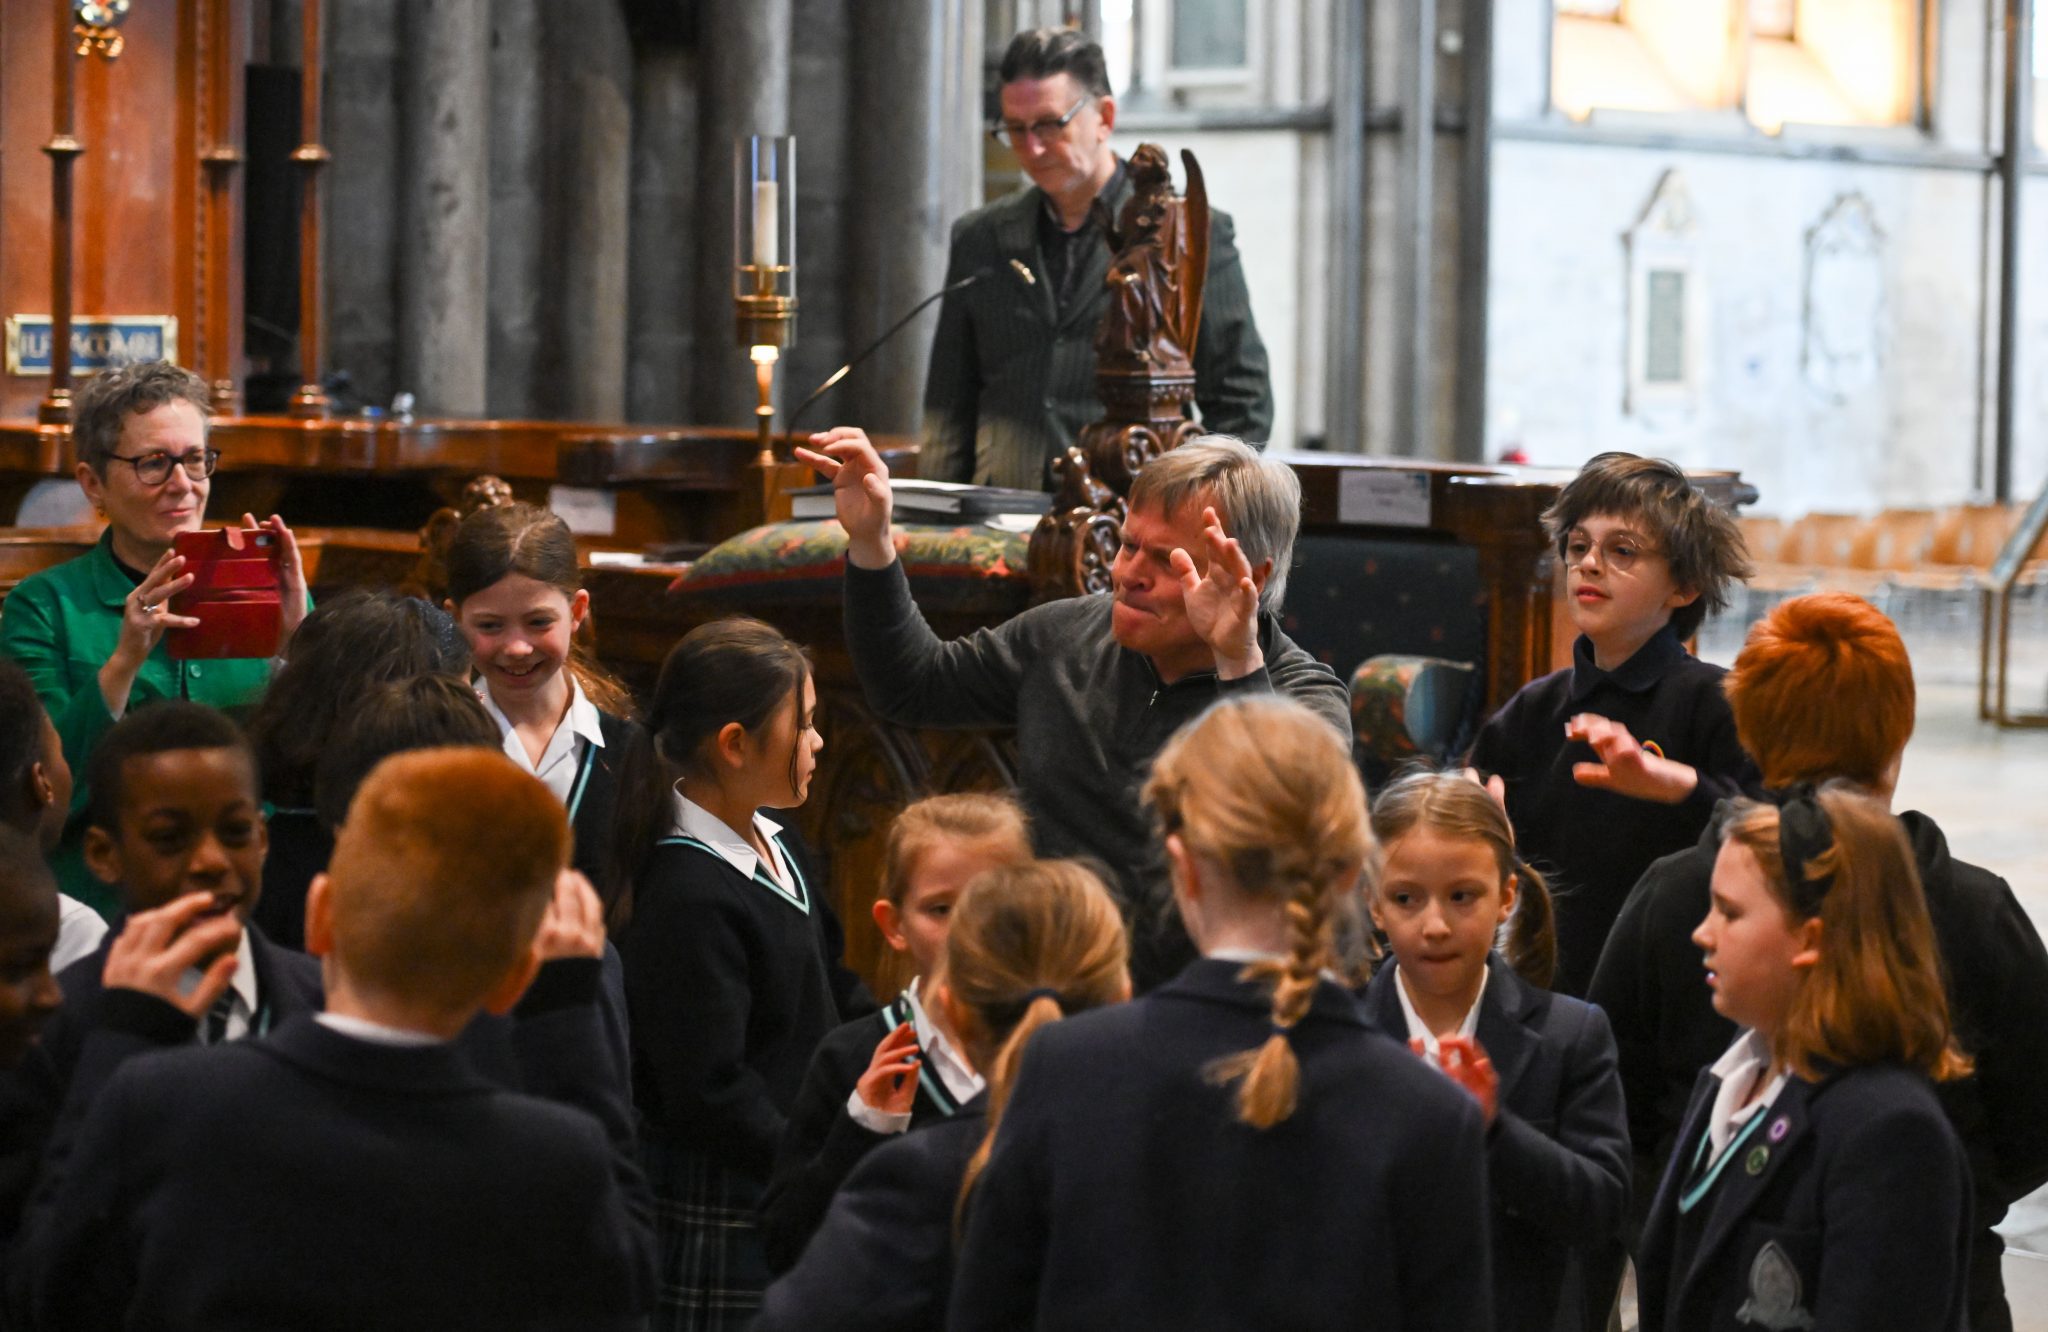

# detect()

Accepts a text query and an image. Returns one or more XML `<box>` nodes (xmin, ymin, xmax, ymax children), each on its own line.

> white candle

<box><xmin>753</xmin><ymin>180</ymin><xmax>779</xmax><ymax>269</ymax></box>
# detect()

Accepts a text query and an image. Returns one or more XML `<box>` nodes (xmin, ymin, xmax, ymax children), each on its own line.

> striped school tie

<box><xmin>201</xmin><ymin>991</ymin><xmax>237</xmax><ymax>1046</ymax></box>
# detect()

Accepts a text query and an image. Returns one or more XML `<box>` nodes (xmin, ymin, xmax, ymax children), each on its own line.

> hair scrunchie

<box><xmin>1776</xmin><ymin>785</ymin><xmax>1837</xmax><ymax>914</ymax></box>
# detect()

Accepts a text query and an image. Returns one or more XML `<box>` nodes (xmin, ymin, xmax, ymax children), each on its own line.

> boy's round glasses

<box><xmin>1563</xmin><ymin>531</ymin><xmax>1659</xmax><ymax>574</ymax></box>
<box><xmin>989</xmin><ymin>95</ymin><xmax>1092</xmax><ymax>147</ymax></box>
<box><xmin>107</xmin><ymin>447</ymin><xmax>220</xmax><ymax>486</ymax></box>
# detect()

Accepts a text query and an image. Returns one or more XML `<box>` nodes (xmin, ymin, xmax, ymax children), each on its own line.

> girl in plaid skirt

<box><xmin>610</xmin><ymin>618</ymin><xmax>872</xmax><ymax>1330</ymax></box>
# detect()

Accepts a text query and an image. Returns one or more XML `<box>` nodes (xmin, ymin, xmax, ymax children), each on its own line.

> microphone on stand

<box><xmin>786</xmin><ymin>268</ymin><xmax>995</xmax><ymax>436</ymax></box>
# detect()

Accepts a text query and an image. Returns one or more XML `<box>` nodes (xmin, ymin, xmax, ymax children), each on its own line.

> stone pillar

<box><xmin>628</xmin><ymin>42</ymin><xmax>700</xmax><ymax>423</ymax></box>
<box><xmin>785</xmin><ymin>0</ymin><xmax>851</xmax><ymax>430</ymax></box>
<box><xmin>324</xmin><ymin>0</ymin><xmax>401</xmax><ymax>406</ymax></box>
<box><xmin>544</xmin><ymin>0</ymin><xmax>634</xmax><ymax>422</ymax></box>
<box><xmin>399</xmin><ymin>0</ymin><xmax>491</xmax><ymax>417</ymax></box>
<box><xmin>847</xmin><ymin>0</ymin><xmax>983</xmax><ymax>435</ymax></box>
<box><xmin>692</xmin><ymin>0</ymin><xmax>791</xmax><ymax>426</ymax></box>
<box><xmin>487</xmin><ymin>0</ymin><xmax>545</xmax><ymax>418</ymax></box>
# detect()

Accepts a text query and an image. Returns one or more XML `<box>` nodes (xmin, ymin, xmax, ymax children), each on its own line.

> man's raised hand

<box><xmin>1170</xmin><ymin>505</ymin><xmax>1264</xmax><ymax>679</ymax></box>
<box><xmin>795</xmin><ymin>427</ymin><xmax>896</xmax><ymax>570</ymax></box>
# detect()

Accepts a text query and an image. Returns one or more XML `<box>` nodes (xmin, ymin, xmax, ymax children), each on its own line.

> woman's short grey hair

<box><xmin>1127</xmin><ymin>436</ymin><xmax>1301</xmax><ymax>612</ymax></box>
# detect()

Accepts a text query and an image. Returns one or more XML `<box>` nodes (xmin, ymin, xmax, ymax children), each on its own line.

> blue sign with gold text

<box><xmin>6</xmin><ymin>316</ymin><xmax>178</xmax><ymax>375</ymax></box>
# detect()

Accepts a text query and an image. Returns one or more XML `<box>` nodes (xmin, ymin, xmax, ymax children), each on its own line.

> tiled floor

<box><xmin>1700</xmin><ymin>605</ymin><xmax>2048</xmax><ymax>1329</ymax></box>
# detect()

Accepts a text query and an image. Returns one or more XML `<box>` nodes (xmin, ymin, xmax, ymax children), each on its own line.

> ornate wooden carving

<box><xmin>1028</xmin><ymin>145</ymin><xmax>1211</xmax><ymax>600</ymax></box>
<box><xmin>401</xmin><ymin>473</ymin><xmax>513</xmax><ymax>602</ymax></box>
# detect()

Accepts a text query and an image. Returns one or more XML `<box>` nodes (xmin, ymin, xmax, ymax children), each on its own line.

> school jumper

<box><xmin>0</xmin><ymin>531</ymin><xmax>278</xmax><ymax>915</ymax></box>
<box><xmin>760</xmin><ymin>982</ymin><xmax>979</xmax><ymax>1272</ymax></box>
<box><xmin>617</xmin><ymin>806</ymin><xmax>873</xmax><ymax>1330</ymax></box>
<box><xmin>1638</xmin><ymin>1052</ymin><xmax>1972</xmax><ymax>1332</ymax></box>
<box><xmin>845</xmin><ymin>557</ymin><xmax>1350</xmax><ymax>990</ymax></box>
<box><xmin>22</xmin><ymin>957</ymin><xmax>656</xmax><ymax>1330</ymax></box>
<box><xmin>947</xmin><ymin>957</ymin><xmax>1493</xmax><ymax>1331</ymax></box>
<box><xmin>1589</xmin><ymin>804</ymin><xmax>2048</xmax><ymax>1330</ymax></box>
<box><xmin>1467</xmin><ymin>627</ymin><xmax>1760</xmax><ymax>996</ymax></box>
<box><xmin>1364</xmin><ymin>954</ymin><xmax>1631</xmax><ymax>1332</ymax></box>
<box><xmin>755</xmin><ymin>1094</ymin><xmax>988</xmax><ymax>1332</ymax></box>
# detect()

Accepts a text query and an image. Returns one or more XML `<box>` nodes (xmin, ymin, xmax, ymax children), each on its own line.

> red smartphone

<box><xmin>166</xmin><ymin>528</ymin><xmax>283</xmax><ymax>660</ymax></box>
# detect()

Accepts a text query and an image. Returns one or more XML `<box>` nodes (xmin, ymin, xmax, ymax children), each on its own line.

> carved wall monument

<box><xmin>1029</xmin><ymin>144</ymin><xmax>1211</xmax><ymax>601</ymax></box>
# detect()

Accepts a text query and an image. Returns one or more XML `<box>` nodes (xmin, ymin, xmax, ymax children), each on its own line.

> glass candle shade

<box><xmin>735</xmin><ymin>135</ymin><xmax>797</xmax><ymax>348</ymax></box>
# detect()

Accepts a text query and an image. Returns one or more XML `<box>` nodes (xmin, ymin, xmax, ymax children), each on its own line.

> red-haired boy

<box><xmin>24</xmin><ymin>749</ymin><xmax>655</xmax><ymax>1328</ymax></box>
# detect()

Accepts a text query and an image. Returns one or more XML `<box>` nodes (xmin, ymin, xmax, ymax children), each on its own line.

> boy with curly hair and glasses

<box><xmin>1468</xmin><ymin>452</ymin><xmax>1757</xmax><ymax>997</ymax></box>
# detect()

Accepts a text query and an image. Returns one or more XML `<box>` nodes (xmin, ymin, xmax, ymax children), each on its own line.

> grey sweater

<box><xmin>845</xmin><ymin>559</ymin><xmax>1349</xmax><ymax>988</ymax></box>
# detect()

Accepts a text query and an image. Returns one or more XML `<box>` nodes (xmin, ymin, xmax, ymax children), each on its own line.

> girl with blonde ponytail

<box><xmin>1363</xmin><ymin>771</ymin><xmax>1630</xmax><ymax>1332</ymax></box>
<box><xmin>755</xmin><ymin>860</ymin><xmax>1128</xmax><ymax>1332</ymax></box>
<box><xmin>949</xmin><ymin>697</ymin><xmax>1494</xmax><ymax>1331</ymax></box>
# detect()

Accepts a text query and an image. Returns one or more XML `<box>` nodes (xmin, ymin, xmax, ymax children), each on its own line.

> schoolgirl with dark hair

<box><xmin>610</xmin><ymin>616</ymin><xmax>871</xmax><ymax>1329</ymax></box>
<box><xmin>949</xmin><ymin>698</ymin><xmax>1491</xmax><ymax>1330</ymax></box>
<box><xmin>245</xmin><ymin>589</ymin><xmax>471</xmax><ymax>948</ymax></box>
<box><xmin>1362</xmin><ymin>770</ymin><xmax>1630</xmax><ymax>1332</ymax></box>
<box><xmin>445</xmin><ymin>502</ymin><xmax>638</xmax><ymax>892</ymax></box>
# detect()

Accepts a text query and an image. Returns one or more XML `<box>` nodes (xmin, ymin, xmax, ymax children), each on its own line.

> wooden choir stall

<box><xmin>0</xmin><ymin>3</ymin><xmax>1751</xmax><ymax>994</ymax></box>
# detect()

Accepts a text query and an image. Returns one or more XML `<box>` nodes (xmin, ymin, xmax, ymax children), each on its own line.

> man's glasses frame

<box><xmin>989</xmin><ymin>94</ymin><xmax>1092</xmax><ymax>148</ymax></box>
<box><xmin>106</xmin><ymin>448</ymin><xmax>221</xmax><ymax>487</ymax></box>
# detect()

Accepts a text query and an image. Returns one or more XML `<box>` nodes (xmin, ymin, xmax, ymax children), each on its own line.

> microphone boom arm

<box><xmin>786</xmin><ymin>270</ymin><xmax>988</xmax><ymax>436</ymax></box>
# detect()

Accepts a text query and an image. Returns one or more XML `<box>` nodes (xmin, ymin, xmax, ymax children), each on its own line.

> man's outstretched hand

<box><xmin>795</xmin><ymin>427</ymin><xmax>896</xmax><ymax>570</ymax></box>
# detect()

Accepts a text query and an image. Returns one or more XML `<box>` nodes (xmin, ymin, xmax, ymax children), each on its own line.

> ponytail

<box><xmin>603</xmin><ymin>724</ymin><xmax>673</xmax><ymax>930</ymax></box>
<box><xmin>956</xmin><ymin>992</ymin><xmax>1066</xmax><ymax>1219</ymax></box>
<box><xmin>947</xmin><ymin>862</ymin><xmax>1128</xmax><ymax>1234</ymax></box>
<box><xmin>1503</xmin><ymin>856</ymin><xmax>1556</xmax><ymax>989</ymax></box>
<box><xmin>1203</xmin><ymin>872</ymin><xmax>1330</xmax><ymax>1128</ymax></box>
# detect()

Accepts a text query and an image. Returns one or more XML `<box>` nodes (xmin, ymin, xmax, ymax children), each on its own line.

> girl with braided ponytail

<box><xmin>756</xmin><ymin>859</ymin><xmax>1128</xmax><ymax>1331</ymax></box>
<box><xmin>1362</xmin><ymin>771</ymin><xmax>1630</xmax><ymax>1332</ymax></box>
<box><xmin>949</xmin><ymin>697</ymin><xmax>1492</xmax><ymax>1331</ymax></box>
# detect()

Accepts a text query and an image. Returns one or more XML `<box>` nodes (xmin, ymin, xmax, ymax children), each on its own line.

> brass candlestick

<box><xmin>735</xmin><ymin>136</ymin><xmax>796</xmax><ymax>475</ymax></box>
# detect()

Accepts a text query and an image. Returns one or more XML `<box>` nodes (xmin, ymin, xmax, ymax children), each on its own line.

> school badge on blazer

<box><xmin>1736</xmin><ymin>1241</ymin><xmax>1814</xmax><ymax>1330</ymax></box>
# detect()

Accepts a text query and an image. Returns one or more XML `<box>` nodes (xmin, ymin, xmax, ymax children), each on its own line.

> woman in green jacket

<box><xmin>0</xmin><ymin>361</ymin><xmax>307</xmax><ymax>914</ymax></box>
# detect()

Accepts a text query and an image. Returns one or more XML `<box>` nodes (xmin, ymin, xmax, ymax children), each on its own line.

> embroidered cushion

<box><xmin>669</xmin><ymin>519</ymin><xmax>1032</xmax><ymax>616</ymax></box>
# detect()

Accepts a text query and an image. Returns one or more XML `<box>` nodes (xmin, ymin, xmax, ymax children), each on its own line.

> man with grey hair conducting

<box><xmin>799</xmin><ymin>426</ymin><xmax>1346</xmax><ymax>990</ymax></box>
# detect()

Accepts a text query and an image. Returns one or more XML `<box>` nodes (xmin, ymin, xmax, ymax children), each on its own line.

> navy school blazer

<box><xmin>947</xmin><ymin>957</ymin><xmax>1493</xmax><ymax>1332</ymax></box>
<box><xmin>1638</xmin><ymin>1061</ymin><xmax>1972</xmax><ymax>1332</ymax></box>
<box><xmin>1363</xmin><ymin>953</ymin><xmax>1631</xmax><ymax>1332</ymax></box>
<box><xmin>22</xmin><ymin>963</ymin><xmax>656</xmax><ymax>1330</ymax></box>
<box><xmin>755</xmin><ymin>1093</ymin><xmax>987</xmax><ymax>1332</ymax></box>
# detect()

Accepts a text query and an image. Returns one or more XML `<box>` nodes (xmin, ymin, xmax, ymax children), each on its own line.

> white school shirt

<box><xmin>1392</xmin><ymin>962</ymin><xmax>1489</xmax><ymax>1069</ymax></box>
<box><xmin>846</xmin><ymin>977</ymin><xmax>986</xmax><ymax>1134</ymax></box>
<box><xmin>181</xmin><ymin>929</ymin><xmax>259</xmax><ymax>1045</ymax></box>
<box><xmin>51</xmin><ymin>895</ymin><xmax>108</xmax><ymax>975</ymax></box>
<box><xmin>479</xmin><ymin>677</ymin><xmax>607</xmax><ymax>807</ymax></box>
<box><xmin>668</xmin><ymin>789</ymin><xmax>797</xmax><ymax>893</ymax></box>
<box><xmin>315</xmin><ymin>1012</ymin><xmax>444</xmax><ymax>1047</ymax></box>
<box><xmin>1702</xmin><ymin>1028</ymin><xmax>1790</xmax><ymax>1166</ymax></box>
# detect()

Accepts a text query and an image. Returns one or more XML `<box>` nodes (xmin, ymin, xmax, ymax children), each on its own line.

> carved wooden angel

<box><xmin>1094</xmin><ymin>144</ymin><xmax>1210</xmax><ymax>375</ymax></box>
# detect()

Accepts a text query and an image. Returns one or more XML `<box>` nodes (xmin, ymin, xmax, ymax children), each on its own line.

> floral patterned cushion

<box><xmin>1350</xmin><ymin>654</ymin><xmax>1478</xmax><ymax>781</ymax></box>
<box><xmin>671</xmin><ymin>519</ymin><xmax>1033</xmax><ymax>615</ymax></box>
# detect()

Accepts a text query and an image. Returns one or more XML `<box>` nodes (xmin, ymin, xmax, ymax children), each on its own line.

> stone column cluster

<box><xmin>324</xmin><ymin>0</ymin><xmax>982</xmax><ymax>430</ymax></box>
